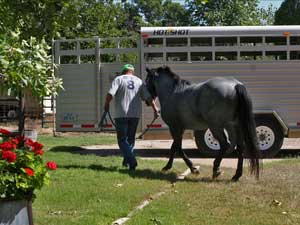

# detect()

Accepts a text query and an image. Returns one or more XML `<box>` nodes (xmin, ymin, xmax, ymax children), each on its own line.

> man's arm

<box><xmin>104</xmin><ymin>93</ymin><xmax>113</xmax><ymax>112</ymax></box>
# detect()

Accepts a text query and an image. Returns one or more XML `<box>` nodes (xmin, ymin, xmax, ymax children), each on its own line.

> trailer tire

<box><xmin>194</xmin><ymin>129</ymin><xmax>234</xmax><ymax>157</ymax></box>
<box><xmin>255</xmin><ymin>116</ymin><xmax>284</xmax><ymax>158</ymax></box>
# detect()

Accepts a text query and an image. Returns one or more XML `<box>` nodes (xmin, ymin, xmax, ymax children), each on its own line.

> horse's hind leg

<box><xmin>232</xmin><ymin>128</ymin><xmax>245</xmax><ymax>182</ymax></box>
<box><xmin>211</xmin><ymin>128</ymin><xmax>231</xmax><ymax>179</ymax></box>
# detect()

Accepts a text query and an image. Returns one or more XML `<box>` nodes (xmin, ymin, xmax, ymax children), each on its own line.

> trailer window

<box><xmin>215</xmin><ymin>52</ymin><xmax>237</xmax><ymax>61</ymax></box>
<box><xmin>144</xmin><ymin>53</ymin><xmax>163</xmax><ymax>62</ymax></box>
<box><xmin>80</xmin><ymin>40</ymin><xmax>96</xmax><ymax>49</ymax></box>
<box><xmin>120</xmin><ymin>53</ymin><xmax>138</xmax><ymax>63</ymax></box>
<box><xmin>60</xmin><ymin>41</ymin><xmax>76</xmax><ymax>50</ymax></box>
<box><xmin>167</xmin><ymin>52</ymin><xmax>187</xmax><ymax>61</ymax></box>
<box><xmin>100</xmin><ymin>54</ymin><xmax>117</xmax><ymax>63</ymax></box>
<box><xmin>265</xmin><ymin>51</ymin><xmax>287</xmax><ymax>60</ymax></box>
<box><xmin>120</xmin><ymin>39</ymin><xmax>137</xmax><ymax>48</ymax></box>
<box><xmin>240</xmin><ymin>37</ymin><xmax>263</xmax><ymax>46</ymax></box>
<box><xmin>240</xmin><ymin>51</ymin><xmax>263</xmax><ymax>60</ymax></box>
<box><xmin>144</xmin><ymin>38</ymin><xmax>163</xmax><ymax>47</ymax></box>
<box><xmin>215</xmin><ymin>37</ymin><xmax>237</xmax><ymax>46</ymax></box>
<box><xmin>80</xmin><ymin>55</ymin><xmax>96</xmax><ymax>64</ymax></box>
<box><xmin>166</xmin><ymin>38</ymin><xmax>187</xmax><ymax>47</ymax></box>
<box><xmin>265</xmin><ymin>36</ymin><xmax>286</xmax><ymax>46</ymax></box>
<box><xmin>290</xmin><ymin>36</ymin><xmax>300</xmax><ymax>45</ymax></box>
<box><xmin>191</xmin><ymin>37</ymin><xmax>212</xmax><ymax>46</ymax></box>
<box><xmin>191</xmin><ymin>52</ymin><xmax>212</xmax><ymax>61</ymax></box>
<box><xmin>100</xmin><ymin>39</ymin><xmax>116</xmax><ymax>48</ymax></box>
<box><xmin>60</xmin><ymin>55</ymin><xmax>77</xmax><ymax>64</ymax></box>
<box><xmin>290</xmin><ymin>51</ymin><xmax>300</xmax><ymax>60</ymax></box>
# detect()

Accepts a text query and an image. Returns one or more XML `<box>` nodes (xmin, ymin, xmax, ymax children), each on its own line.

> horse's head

<box><xmin>145</xmin><ymin>66</ymin><xmax>191</xmax><ymax>98</ymax></box>
<box><xmin>145</xmin><ymin>67</ymin><xmax>158</xmax><ymax>99</ymax></box>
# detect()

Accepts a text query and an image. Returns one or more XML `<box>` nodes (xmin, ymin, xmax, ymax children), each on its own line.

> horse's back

<box><xmin>193</xmin><ymin>77</ymin><xmax>241</xmax><ymax>126</ymax></box>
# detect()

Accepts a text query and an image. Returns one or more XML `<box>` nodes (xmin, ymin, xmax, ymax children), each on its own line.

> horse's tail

<box><xmin>235</xmin><ymin>84</ymin><xmax>260</xmax><ymax>179</ymax></box>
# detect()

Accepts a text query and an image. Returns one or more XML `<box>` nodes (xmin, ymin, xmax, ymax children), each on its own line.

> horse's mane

<box><xmin>157</xmin><ymin>66</ymin><xmax>191</xmax><ymax>87</ymax></box>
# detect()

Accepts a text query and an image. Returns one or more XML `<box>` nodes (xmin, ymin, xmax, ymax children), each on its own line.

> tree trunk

<box><xmin>18</xmin><ymin>92</ymin><xmax>25</xmax><ymax>137</ymax></box>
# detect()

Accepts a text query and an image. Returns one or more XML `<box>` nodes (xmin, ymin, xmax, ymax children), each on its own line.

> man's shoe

<box><xmin>129</xmin><ymin>160</ymin><xmax>137</xmax><ymax>171</ymax></box>
<box><xmin>122</xmin><ymin>159</ymin><xmax>129</xmax><ymax>167</ymax></box>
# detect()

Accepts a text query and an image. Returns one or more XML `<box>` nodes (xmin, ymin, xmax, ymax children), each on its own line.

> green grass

<box><xmin>128</xmin><ymin>159</ymin><xmax>300</xmax><ymax>225</ymax></box>
<box><xmin>38</xmin><ymin>133</ymin><xmax>116</xmax><ymax>150</ymax></box>
<box><xmin>33</xmin><ymin>134</ymin><xmax>300</xmax><ymax>225</ymax></box>
<box><xmin>33</xmin><ymin>133</ymin><xmax>186</xmax><ymax>225</ymax></box>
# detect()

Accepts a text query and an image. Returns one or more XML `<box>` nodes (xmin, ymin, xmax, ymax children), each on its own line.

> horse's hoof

<box><xmin>162</xmin><ymin>166</ymin><xmax>171</xmax><ymax>172</ymax></box>
<box><xmin>191</xmin><ymin>166</ymin><xmax>200</xmax><ymax>174</ymax></box>
<box><xmin>212</xmin><ymin>170</ymin><xmax>222</xmax><ymax>179</ymax></box>
<box><xmin>231</xmin><ymin>175</ymin><xmax>241</xmax><ymax>182</ymax></box>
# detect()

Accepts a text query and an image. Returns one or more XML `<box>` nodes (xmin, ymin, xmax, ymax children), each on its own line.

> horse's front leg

<box><xmin>162</xmin><ymin>141</ymin><xmax>176</xmax><ymax>171</ymax></box>
<box><xmin>165</xmin><ymin>128</ymin><xmax>199</xmax><ymax>174</ymax></box>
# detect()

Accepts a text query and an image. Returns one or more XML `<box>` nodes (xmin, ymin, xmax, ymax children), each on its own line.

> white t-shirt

<box><xmin>108</xmin><ymin>74</ymin><xmax>151</xmax><ymax>118</ymax></box>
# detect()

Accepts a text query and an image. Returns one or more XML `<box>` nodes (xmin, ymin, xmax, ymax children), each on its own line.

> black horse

<box><xmin>145</xmin><ymin>66</ymin><xmax>260</xmax><ymax>181</ymax></box>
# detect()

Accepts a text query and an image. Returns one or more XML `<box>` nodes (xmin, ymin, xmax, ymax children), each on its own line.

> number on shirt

<box><xmin>127</xmin><ymin>80</ymin><xmax>135</xmax><ymax>90</ymax></box>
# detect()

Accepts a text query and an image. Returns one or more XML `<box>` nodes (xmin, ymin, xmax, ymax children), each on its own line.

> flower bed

<box><xmin>0</xmin><ymin>128</ymin><xmax>56</xmax><ymax>201</ymax></box>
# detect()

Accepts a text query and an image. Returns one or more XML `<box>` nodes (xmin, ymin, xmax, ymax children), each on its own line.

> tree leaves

<box><xmin>0</xmin><ymin>31</ymin><xmax>63</xmax><ymax>100</ymax></box>
<box><xmin>275</xmin><ymin>0</ymin><xmax>300</xmax><ymax>24</ymax></box>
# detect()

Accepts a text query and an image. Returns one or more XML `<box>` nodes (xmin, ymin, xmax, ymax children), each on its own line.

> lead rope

<box><xmin>98</xmin><ymin>111</ymin><xmax>158</xmax><ymax>140</ymax></box>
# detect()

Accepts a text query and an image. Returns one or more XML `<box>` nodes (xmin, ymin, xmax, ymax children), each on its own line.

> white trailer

<box><xmin>54</xmin><ymin>26</ymin><xmax>300</xmax><ymax>157</ymax></box>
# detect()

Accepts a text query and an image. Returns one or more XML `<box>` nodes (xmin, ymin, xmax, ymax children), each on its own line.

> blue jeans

<box><xmin>115</xmin><ymin>118</ymin><xmax>139</xmax><ymax>167</ymax></box>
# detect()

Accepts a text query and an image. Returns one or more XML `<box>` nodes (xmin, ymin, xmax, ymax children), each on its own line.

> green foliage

<box><xmin>0</xmin><ymin>0</ymin><xmax>276</xmax><ymax>46</ymax></box>
<box><xmin>274</xmin><ymin>0</ymin><xmax>300</xmax><ymax>25</ymax></box>
<box><xmin>0</xmin><ymin>0</ymin><xmax>78</xmax><ymax>42</ymax></box>
<box><xmin>186</xmin><ymin>0</ymin><xmax>274</xmax><ymax>26</ymax></box>
<box><xmin>0</xmin><ymin>31</ymin><xmax>63</xmax><ymax>100</ymax></box>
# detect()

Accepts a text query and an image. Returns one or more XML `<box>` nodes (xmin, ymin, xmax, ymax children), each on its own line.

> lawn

<box><xmin>33</xmin><ymin>134</ymin><xmax>300</xmax><ymax>225</ymax></box>
<box><xmin>33</xmin><ymin>133</ymin><xmax>186</xmax><ymax>225</ymax></box>
<box><xmin>128</xmin><ymin>159</ymin><xmax>300</xmax><ymax>225</ymax></box>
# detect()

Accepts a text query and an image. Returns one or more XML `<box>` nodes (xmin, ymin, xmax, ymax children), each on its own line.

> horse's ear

<box><xmin>164</xmin><ymin>66</ymin><xmax>171</xmax><ymax>72</ymax></box>
<box><xmin>146</xmin><ymin>67</ymin><xmax>150</xmax><ymax>73</ymax></box>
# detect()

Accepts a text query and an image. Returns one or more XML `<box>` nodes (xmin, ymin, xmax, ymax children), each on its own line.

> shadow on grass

<box><xmin>57</xmin><ymin>164</ymin><xmax>178</xmax><ymax>183</ymax></box>
<box><xmin>51</xmin><ymin>147</ymin><xmax>240</xmax><ymax>183</ymax></box>
<box><xmin>49</xmin><ymin>145</ymin><xmax>230</xmax><ymax>158</ymax></box>
<box><xmin>49</xmin><ymin>145</ymin><xmax>300</xmax><ymax>159</ymax></box>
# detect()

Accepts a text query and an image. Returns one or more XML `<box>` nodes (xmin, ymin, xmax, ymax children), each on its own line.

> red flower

<box><xmin>46</xmin><ymin>161</ymin><xmax>57</xmax><ymax>170</ymax></box>
<box><xmin>1</xmin><ymin>150</ymin><xmax>16</xmax><ymax>163</ymax></box>
<box><xmin>34</xmin><ymin>149</ymin><xmax>43</xmax><ymax>156</ymax></box>
<box><xmin>0</xmin><ymin>128</ymin><xmax>11</xmax><ymax>136</ymax></box>
<box><xmin>10</xmin><ymin>138</ymin><xmax>19</xmax><ymax>145</ymax></box>
<box><xmin>0</xmin><ymin>141</ymin><xmax>15</xmax><ymax>151</ymax></box>
<box><xmin>24</xmin><ymin>138</ymin><xmax>34</xmax><ymax>147</ymax></box>
<box><xmin>24</xmin><ymin>168</ymin><xmax>34</xmax><ymax>176</ymax></box>
<box><xmin>32</xmin><ymin>142</ymin><xmax>43</xmax><ymax>151</ymax></box>
<box><xmin>16</xmin><ymin>135</ymin><xmax>25</xmax><ymax>142</ymax></box>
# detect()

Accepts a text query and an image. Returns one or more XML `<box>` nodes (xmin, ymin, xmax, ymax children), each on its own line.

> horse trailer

<box><xmin>54</xmin><ymin>26</ymin><xmax>300</xmax><ymax>157</ymax></box>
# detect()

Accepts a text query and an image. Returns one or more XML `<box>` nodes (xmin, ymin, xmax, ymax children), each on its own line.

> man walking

<box><xmin>104</xmin><ymin>64</ymin><xmax>159</xmax><ymax>170</ymax></box>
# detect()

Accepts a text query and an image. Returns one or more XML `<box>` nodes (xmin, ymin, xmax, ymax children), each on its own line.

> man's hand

<box><xmin>104</xmin><ymin>94</ymin><xmax>113</xmax><ymax>112</ymax></box>
<box><xmin>154</xmin><ymin>110</ymin><xmax>160</xmax><ymax>119</ymax></box>
<box><xmin>104</xmin><ymin>103</ymin><xmax>109</xmax><ymax>112</ymax></box>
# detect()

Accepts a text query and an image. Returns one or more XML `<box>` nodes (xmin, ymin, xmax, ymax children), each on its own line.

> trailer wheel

<box><xmin>255</xmin><ymin>116</ymin><xmax>284</xmax><ymax>158</ymax></box>
<box><xmin>194</xmin><ymin>129</ymin><xmax>234</xmax><ymax>157</ymax></box>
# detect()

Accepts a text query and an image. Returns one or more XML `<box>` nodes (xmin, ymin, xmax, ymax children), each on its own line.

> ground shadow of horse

<box><xmin>57</xmin><ymin>163</ymin><xmax>234</xmax><ymax>184</ymax></box>
<box><xmin>49</xmin><ymin>145</ymin><xmax>238</xmax><ymax>158</ymax></box>
<box><xmin>49</xmin><ymin>146</ymin><xmax>300</xmax><ymax>159</ymax></box>
<box><xmin>57</xmin><ymin>163</ymin><xmax>179</xmax><ymax>183</ymax></box>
